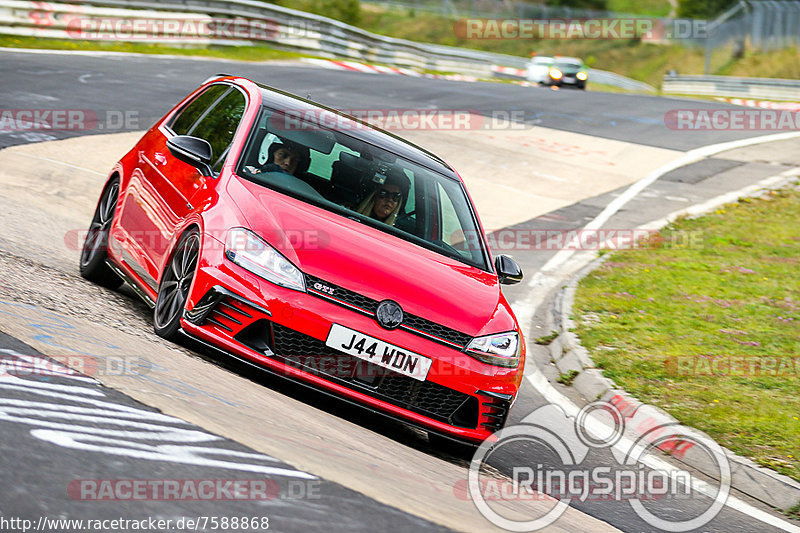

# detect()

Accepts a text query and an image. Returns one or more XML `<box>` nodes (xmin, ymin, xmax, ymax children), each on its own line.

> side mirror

<box><xmin>495</xmin><ymin>255</ymin><xmax>523</xmax><ymax>285</ymax></box>
<box><xmin>167</xmin><ymin>135</ymin><xmax>213</xmax><ymax>176</ymax></box>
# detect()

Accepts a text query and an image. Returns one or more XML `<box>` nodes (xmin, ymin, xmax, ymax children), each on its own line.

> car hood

<box><xmin>227</xmin><ymin>177</ymin><xmax>518</xmax><ymax>337</ymax></box>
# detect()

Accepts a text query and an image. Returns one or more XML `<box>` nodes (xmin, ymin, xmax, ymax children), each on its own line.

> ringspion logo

<box><xmin>466</xmin><ymin>401</ymin><xmax>730</xmax><ymax>531</ymax></box>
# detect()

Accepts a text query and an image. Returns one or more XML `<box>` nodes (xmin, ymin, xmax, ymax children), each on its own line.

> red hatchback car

<box><xmin>80</xmin><ymin>75</ymin><xmax>525</xmax><ymax>444</ymax></box>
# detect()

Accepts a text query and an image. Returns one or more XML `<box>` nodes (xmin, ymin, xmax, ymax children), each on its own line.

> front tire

<box><xmin>79</xmin><ymin>179</ymin><xmax>123</xmax><ymax>289</ymax></box>
<box><xmin>154</xmin><ymin>228</ymin><xmax>200</xmax><ymax>341</ymax></box>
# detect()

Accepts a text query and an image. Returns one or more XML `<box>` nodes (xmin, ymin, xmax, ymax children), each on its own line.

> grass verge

<box><xmin>573</xmin><ymin>186</ymin><xmax>800</xmax><ymax>482</ymax></box>
<box><xmin>358</xmin><ymin>6</ymin><xmax>800</xmax><ymax>86</ymax></box>
<box><xmin>3</xmin><ymin>3</ymin><xmax>800</xmax><ymax>87</ymax></box>
<box><xmin>0</xmin><ymin>35</ymin><xmax>306</xmax><ymax>61</ymax></box>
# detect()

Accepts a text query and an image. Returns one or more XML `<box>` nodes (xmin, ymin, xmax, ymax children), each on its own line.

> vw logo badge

<box><xmin>376</xmin><ymin>300</ymin><xmax>403</xmax><ymax>330</ymax></box>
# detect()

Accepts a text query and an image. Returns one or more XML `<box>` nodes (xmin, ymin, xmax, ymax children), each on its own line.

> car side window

<box><xmin>188</xmin><ymin>89</ymin><xmax>246</xmax><ymax>170</ymax></box>
<box><xmin>307</xmin><ymin>144</ymin><xmax>360</xmax><ymax>179</ymax></box>
<box><xmin>170</xmin><ymin>84</ymin><xmax>229</xmax><ymax>135</ymax></box>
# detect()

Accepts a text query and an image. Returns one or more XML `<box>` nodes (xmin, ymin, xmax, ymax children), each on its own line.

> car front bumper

<box><xmin>180</xmin><ymin>235</ymin><xmax>523</xmax><ymax>443</ymax></box>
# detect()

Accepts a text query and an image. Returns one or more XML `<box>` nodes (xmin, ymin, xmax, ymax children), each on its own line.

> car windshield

<box><xmin>236</xmin><ymin>106</ymin><xmax>490</xmax><ymax>271</ymax></box>
<box><xmin>555</xmin><ymin>59</ymin><xmax>583</xmax><ymax>69</ymax></box>
<box><xmin>530</xmin><ymin>57</ymin><xmax>553</xmax><ymax>65</ymax></box>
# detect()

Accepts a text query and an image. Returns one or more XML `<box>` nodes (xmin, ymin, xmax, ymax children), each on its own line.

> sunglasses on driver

<box><xmin>376</xmin><ymin>189</ymin><xmax>403</xmax><ymax>201</ymax></box>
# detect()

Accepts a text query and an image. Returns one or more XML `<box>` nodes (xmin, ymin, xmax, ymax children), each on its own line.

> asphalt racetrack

<box><xmin>1</xmin><ymin>49</ymin><xmax>799</xmax><ymax>533</ymax></box>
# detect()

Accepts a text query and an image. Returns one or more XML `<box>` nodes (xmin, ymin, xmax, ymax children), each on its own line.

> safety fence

<box><xmin>663</xmin><ymin>73</ymin><xmax>800</xmax><ymax>101</ymax></box>
<box><xmin>0</xmin><ymin>0</ymin><xmax>652</xmax><ymax>91</ymax></box>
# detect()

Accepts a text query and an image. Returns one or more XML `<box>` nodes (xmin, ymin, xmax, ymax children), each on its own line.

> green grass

<box><xmin>573</xmin><ymin>187</ymin><xmax>800</xmax><ymax>481</ymax></box>
<box><xmin>358</xmin><ymin>8</ymin><xmax>707</xmax><ymax>86</ymax></box>
<box><xmin>2</xmin><ymin>6</ymin><xmax>798</xmax><ymax>89</ymax></box>
<box><xmin>557</xmin><ymin>370</ymin><xmax>580</xmax><ymax>386</ymax></box>
<box><xmin>534</xmin><ymin>331</ymin><xmax>560</xmax><ymax>345</ymax></box>
<box><xmin>358</xmin><ymin>6</ymin><xmax>799</xmax><ymax>86</ymax></box>
<box><xmin>0</xmin><ymin>35</ymin><xmax>306</xmax><ymax>61</ymax></box>
<box><xmin>607</xmin><ymin>0</ymin><xmax>673</xmax><ymax>17</ymax></box>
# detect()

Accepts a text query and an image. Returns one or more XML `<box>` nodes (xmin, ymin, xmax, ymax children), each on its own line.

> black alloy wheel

<box><xmin>79</xmin><ymin>179</ymin><xmax>123</xmax><ymax>289</ymax></box>
<box><xmin>153</xmin><ymin>228</ymin><xmax>200</xmax><ymax>340</ymax></box>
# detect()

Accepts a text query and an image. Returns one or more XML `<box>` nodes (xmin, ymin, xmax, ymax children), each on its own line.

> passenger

<box><xmin>357</xmin><ymin>170</ymin><xmax>410</xmax><ymax>226</ymax></box>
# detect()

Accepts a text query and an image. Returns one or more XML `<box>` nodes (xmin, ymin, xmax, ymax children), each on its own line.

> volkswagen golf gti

<box><xmin>79</xmin><ymin>75</ymin><xmax>526</xmax><ymax>444</ymax></box>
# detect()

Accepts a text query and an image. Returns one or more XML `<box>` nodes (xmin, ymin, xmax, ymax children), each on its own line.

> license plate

<box><xmin>326</xmin><ymin>324</ymin><xmax>431</xmax><ymax>381</ymax></box>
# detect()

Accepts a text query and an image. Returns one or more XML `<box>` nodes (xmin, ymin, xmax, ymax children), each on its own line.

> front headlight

<box><xmin>549</xmin><ymin>68</ymin><xmax>563</xmax><ymax>80</ymax></box>
<box><xmin>225</xmin><ymin>228</ymin><xmax>305</xmax><ymax>292</ymax></box>
<box><xmin>466</xmin><ymin>331</ymin><xmax>520</xmax><ymax>367</ymax></box>
<box><xmin>576</xmin><ymin>71</ymin><xmax>588</xmax><ymax>81</ymax></box>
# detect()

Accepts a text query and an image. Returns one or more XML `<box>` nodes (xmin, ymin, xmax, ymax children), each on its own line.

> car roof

<box><xmin>554</xmin><ymin>57</ymin><xmax>583</xmax><ymax>64</ymax></box>
<box><xmin>216</xmin><ymin>76</ymin><xmax>460</xmax><ymax>180</ymax></box>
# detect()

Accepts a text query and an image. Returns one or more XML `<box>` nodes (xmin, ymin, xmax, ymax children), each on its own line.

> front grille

<box><xmin>401</xmin><ymin>314</ymin><xmax>473</xmax><ymax>347</ymax></box>
<box><xmin>188</xmin><ymin>287</ymin><xmax>483</xmax><ymax>430</ymax></box>
<box><xmin>478</xmin><ymin>390</ymin><xmax>513</xmax><ymax>431</ymax></box>
<box><xmin>271</xmin><ymin>323</ymin><xmax>478</xmax><ymax>428</ymax></box>
<box><xmin>306</xmin><ymin>274</ymin><xmax>378</xmax><ymax>314</ymax></box>
<box><xmin>185</xmin><ymin>286</ymin><xmax>269</xmax><ymax>333</ymax></box>
<box><xmin>304</xmin><ymin>274</ymin><xmax>473</xmax><ymax>349</ymax></box>
<box><xmin>206</xmin><ymin>298</ymin><xmax>251</xmax><ymax>332</ymax></box>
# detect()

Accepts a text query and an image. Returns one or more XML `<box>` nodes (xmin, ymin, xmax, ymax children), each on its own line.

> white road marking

<box><xmin>530</xmin><ymin>170</ymin><xmax>568</xmax><ymax>183</ymax></box>
<box><xmin>17</xmin><ymin>154</ymin><xmax>106</xmax><ymax>176</ymax></box>
<box><xmin>514</xmin><ymin>130</ymin><xmax>800</xmax><ymax>531</ymax></box>
<box><xmin>0</xmin><ymin>351</ymin><xmax>318</xmax><ymax>479</ymax></box>
<box><xmin>526</xmin><ymin>370</ymin><xmax>800</xmax><ymax>532</ymax></box>
<box><xmin>511</xmin><ymin>130</ymin><xmax>800</xmax><ymax>332</ymax></box>
<box><xmin>5</xmin><ymin>91</ymin><xmax>59</xmax><ymax>103</ymax></box>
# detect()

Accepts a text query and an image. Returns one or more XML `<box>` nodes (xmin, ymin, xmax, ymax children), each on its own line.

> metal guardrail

<box><xmin>0</xmin><ymin>0</ymin><xmax>654</xmax><ymax>91</ymax></box>
<box><xmin>663</xmin><ymin>74</ymin><xmax>800</xmax><ymax>101</ymax></box>
<box><xmin>588</xmin><ymin>69</ymin><xmax>656</xmax><ymax>93</ymax></box>
<box><xmin>0</xmin><ymin>0</ymin><xmax>498</xmax><ymax>76</ymax></box>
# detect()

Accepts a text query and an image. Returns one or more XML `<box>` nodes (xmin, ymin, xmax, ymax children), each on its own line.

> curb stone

<box><xmin>545</xmin><ymin>181</ymin><xmax>800</xmax><ymax>512</ymax></box>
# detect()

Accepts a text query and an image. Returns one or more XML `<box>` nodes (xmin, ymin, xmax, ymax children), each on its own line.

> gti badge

<box><xmin>375</xmin><ymin>300</ymin><xmax>403</xmax><ymax>330</ymax></box>
<box><xmin>312</xmin><ymin>282</ymin><xmax>335</xmax><ymax>295</ymax></box>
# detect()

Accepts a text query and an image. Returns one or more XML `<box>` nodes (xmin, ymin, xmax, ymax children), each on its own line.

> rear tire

<box><xmin>79</xmin><ymin>179</ymin><xmax>123</xmax><ymax>289</ymax></box>
<box><xmin>153</xmin><ymin>228</ymin><xmax>200</xmax><ymax>341</ymax></box>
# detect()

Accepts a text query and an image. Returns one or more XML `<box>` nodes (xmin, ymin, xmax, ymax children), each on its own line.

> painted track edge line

<box><xmin>526</xmin><ymin>369</ymin><xmax>800</xmax><ymax>533</ymax></box>
<box><xmin>538</xmin><ymin>130</ymin><xmax>800</xmax><ymax>277</ymax></box>
<box><xmin>547</xmin><ymin>168</ymin><xmax>800</xmax><ymax>510</ymax></box>
<box><xmin>511</xmin><ymin>131</ymin><xmax>800</xmax><ymax>335</ymax></box>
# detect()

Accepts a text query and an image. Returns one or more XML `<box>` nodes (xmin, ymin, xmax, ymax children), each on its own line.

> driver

<box><xmin>248</xmin><ymin>141</ymin><xmax>310</xmax><ymax>176</ymax></box>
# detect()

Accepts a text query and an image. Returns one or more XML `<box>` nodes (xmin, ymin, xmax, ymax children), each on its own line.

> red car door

<box><xmin>118</xmin><ymin>84</ymin><xmax>245</xmax><ymax>289</ymax></box>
